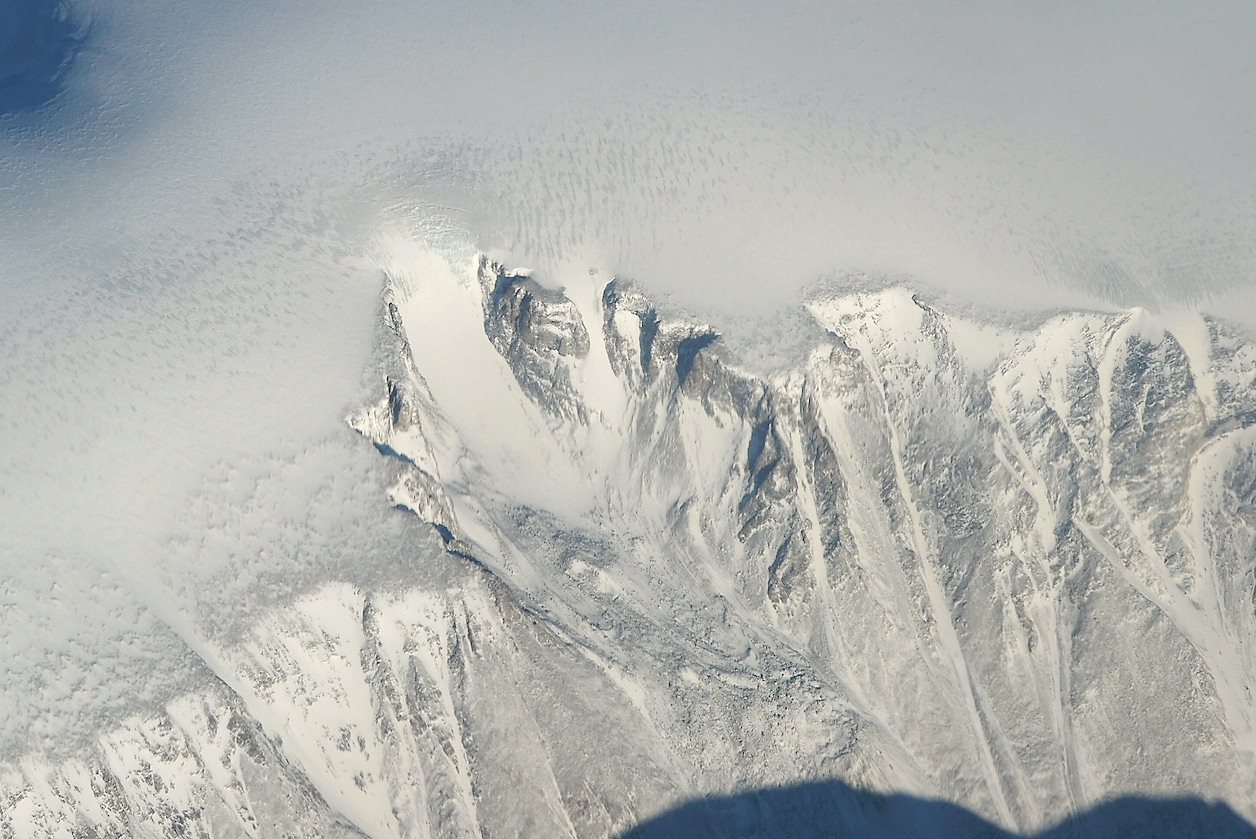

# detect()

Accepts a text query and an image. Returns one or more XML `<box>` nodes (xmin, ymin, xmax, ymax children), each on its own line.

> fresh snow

<box><xmin>4</xmin><ymin>3</ymin><xmax>1256</xmax><ymax>837</ymax></box>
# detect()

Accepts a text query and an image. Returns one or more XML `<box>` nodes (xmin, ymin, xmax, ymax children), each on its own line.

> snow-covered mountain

<box><xmin>5</xmin><ymin>240</ymin><xmax>1255</xmax><ymax>837</ymax></box>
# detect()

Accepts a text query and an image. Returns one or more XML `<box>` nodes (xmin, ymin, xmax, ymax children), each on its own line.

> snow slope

<box><xmin>5</xmin><ymin>6</ymin><xmax>1256</xmax><ymax>834</ymax></box>
<box><xmin>7</xmin><ymin>241</ymin><xmax>1255</xmax><ymax>836</ymax></box>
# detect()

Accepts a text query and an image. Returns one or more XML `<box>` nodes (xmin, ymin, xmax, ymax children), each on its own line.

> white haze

<box><xmin>1</xmin><ymin>0</ymin><xmax>1255</xmax><ymax>755</ymax></box>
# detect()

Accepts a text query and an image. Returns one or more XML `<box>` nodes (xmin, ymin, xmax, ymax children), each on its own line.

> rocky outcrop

<box><xmin>10</xmin><ymin>254</ymin><xmax>1256</xmax><ymax>838</ymax></box>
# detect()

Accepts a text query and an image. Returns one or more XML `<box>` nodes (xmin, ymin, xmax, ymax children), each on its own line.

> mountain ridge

<box><xmin>5</xmin><ymin>244</ymin><xmax>1255</xmax><ymax>837</ymax></box>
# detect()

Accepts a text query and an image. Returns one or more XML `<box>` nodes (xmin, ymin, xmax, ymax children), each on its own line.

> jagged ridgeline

<box><xmin>351</xmin><ymin>253</ymin><xmax>1256</xmax><ymax>834</ymax></box>
<box><xmin>7</xmin><ymin>248</ymin><xmax>1256</xmax><ymax>837</ymax></box>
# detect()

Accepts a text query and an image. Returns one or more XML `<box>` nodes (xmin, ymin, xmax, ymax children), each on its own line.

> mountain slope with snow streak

<box><xmin>5</xmin><ymin>242</ymin><xmax>1256</xmax><ymax>837</ymax></box>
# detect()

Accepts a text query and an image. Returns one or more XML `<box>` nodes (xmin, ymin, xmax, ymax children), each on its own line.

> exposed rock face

<box><xmin>7</xmin><ymin>251</ymin><xmax>1256</xmax><ymax>838</ymax></box>
<box><xmin>480</xmin><ymin>259</ymin><xmax>591</xmax><ymax>422</ymax></box>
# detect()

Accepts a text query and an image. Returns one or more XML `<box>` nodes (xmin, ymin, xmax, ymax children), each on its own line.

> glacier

<box><xmin>6</xmin><ymin>238</ymin><xmax>1254</xmax><ymax>837</ymax></box>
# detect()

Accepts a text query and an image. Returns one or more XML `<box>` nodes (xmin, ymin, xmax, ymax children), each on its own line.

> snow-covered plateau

<box><xmin>6</xmin><ymin>238</ymin><xmax>1255</xmax><ymax>837</ymax></box>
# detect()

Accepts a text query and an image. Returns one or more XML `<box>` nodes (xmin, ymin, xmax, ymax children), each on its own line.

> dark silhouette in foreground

<box><xmin>619</xmin><ymin>779</ymin><xmax>1256</xmax><ymax>839</ymax></box>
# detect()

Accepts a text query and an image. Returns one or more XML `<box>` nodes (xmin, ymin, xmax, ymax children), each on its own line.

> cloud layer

<box><xmin>2</xmin><ymin>0</ymin><xmax>1255</xmax><ymax>754</ymax></box>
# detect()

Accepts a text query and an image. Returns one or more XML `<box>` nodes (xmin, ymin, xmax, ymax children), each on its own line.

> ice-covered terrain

<box><xmin>7</xmin><ymin>237</ymin><xmax>1256</xmax><ymax>836</ymax></box>
<box><xmin>4</xmin><ymin>1</ymin><xmax>1256</xmax><ymax>836</ymax></box>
